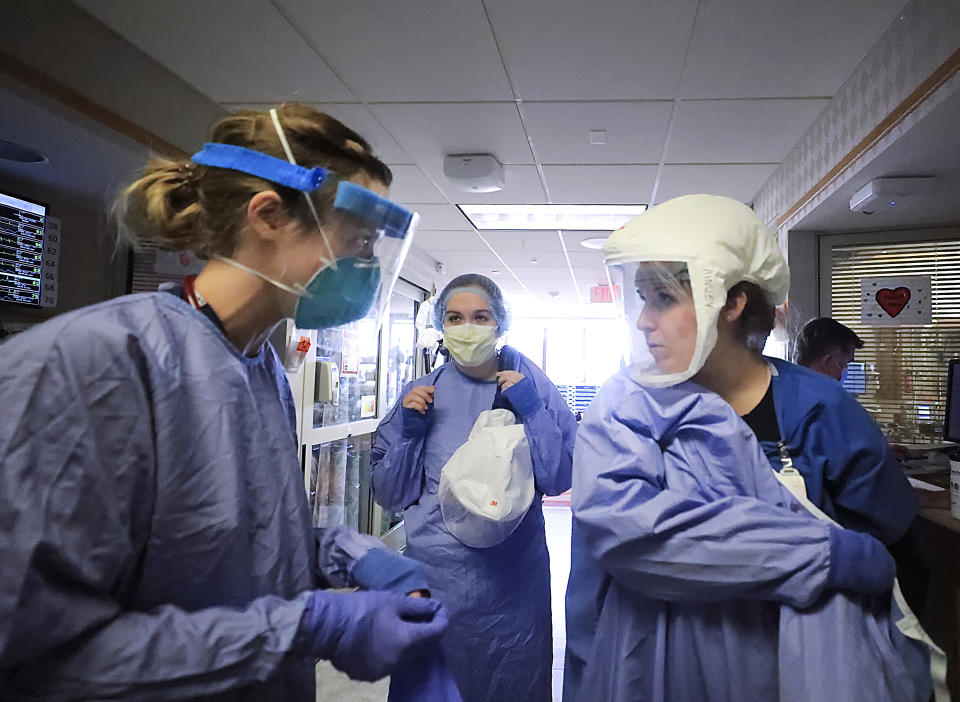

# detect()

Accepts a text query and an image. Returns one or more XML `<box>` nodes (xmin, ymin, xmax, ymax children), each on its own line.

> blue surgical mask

<box><xmin>294</xmin><ymin>257</ymin><xmax>381</xmax><ymax>328</ymax></box>
<box><xmin>214</xmin><ymin>254</ymin><xmax>381</xmax><ymax>330</ymax></box>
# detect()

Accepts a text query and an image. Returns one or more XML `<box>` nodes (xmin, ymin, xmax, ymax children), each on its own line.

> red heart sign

<box><xmin>876</xmin><ymin>287</ymin><xmax>911</xmax><ymax>317</ymax></box>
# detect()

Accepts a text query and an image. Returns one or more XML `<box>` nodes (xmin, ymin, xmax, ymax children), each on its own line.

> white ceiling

<box><xmin>73</xmin><ymin>0</ymin><xmax>912</xmax><ymax>303</ymax></box>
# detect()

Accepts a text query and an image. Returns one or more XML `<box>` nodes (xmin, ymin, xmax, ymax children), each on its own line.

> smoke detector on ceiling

<box><xmin>848</xmin><ymin>176</ymin><xmax>937</xmax><ymax>214</ymax></box>
<box><xmin>443</xmin><ymin>154</ymin><xmax>504</xmax><ymax>193</ymax></box>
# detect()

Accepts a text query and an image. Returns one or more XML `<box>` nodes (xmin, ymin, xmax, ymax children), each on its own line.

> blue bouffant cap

<box><xmin>434</xmin><ymin>273</ymin><xmax>511</xmax><ymax>333</ymax></box>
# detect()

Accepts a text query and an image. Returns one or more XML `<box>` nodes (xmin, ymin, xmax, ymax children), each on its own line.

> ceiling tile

<box><xmin>76</xmin><ymin>0</ymin><xmax>354</xmax><ymax>102</ymax></box>
<box><xmin>371</xmin><ymin>103</ymin><xmax>534</xmax><ymax>171</ymax></box>
<box><xmin>576</xmin><ymin>265</ymin><xmax>613</xmax><ymax>286</ymax></box>
<box><xmin>478</xmin><ymin>231</ymin><xmax>568</xmax><ymax>252</ymax></box>
<box><xmin>566</xmin><ymin>250</ymin><xmax>609</xmax><ymax>268</ymax></box>
<box><xmin>387</xmin><ymin>165</ymin><xmax>446</xmax><ymax>204</ymax></box>
<box><xmin>431</xmin><ymin>250</ymin><xmax>506</xmax><ymax>272</ymax></box>
<box><xmin>437</xmin><ymin>166</ymin><xmax>546</xmax><ymax>205</ymax></box>
<box><xmin>543</xmin><ymin>165</ymin><xmax>658</xmax><ymax>204</ymax></box>
<box><xmin>667</xmin><ymin>99</ymin><xmax>829</xmax><ymax>163</ymax></box>
<box><xmin>655</xmin><ymin>164</ymin><xmax>778</xmax><ymax>203</ymax></box>
<box><xmin>274</xmin><ymin>0</ymin><xmax>513</xmax><ymax>101</ymax></box>
<box><xmin>485</xmin><ymin>0</ymin><xmax>699</xmax><ymax>99</ymax></box>
<box><xmin>219</xmin><ymin>102</ymin><xmax>413</xmax><ymax>164</ymax></box>
<box><xmin>498</xmin><ymin>250</ymin><xmax>603</xmax><ymax>269</ymax></box>
<box><xmin>413</xmin><ymin>230</ymin><xmax>488</xmax><ymax>252</ymax></box>
<box><xmin>302</xmin><ymin>104</ymin><xmax>410</xmax><ymax>164</ymax></box>
<box><xmin>496</xmin><ymin>266</ymin><xmax>578</xmax><ymax>284</ymax></box>
<box><xmin>521</xmin><ymin>101</ymin><xmax>673</xmax><ymax>164</ymax></box>
<box><xmin>412</xmin><ymin>204</ymin><xmax>475</xmax><ymax>231</ymax></box>
<box><xmin>681</xmin><ymin>0</ymin><xmax>909</xmax><ymax>98</ymax></box>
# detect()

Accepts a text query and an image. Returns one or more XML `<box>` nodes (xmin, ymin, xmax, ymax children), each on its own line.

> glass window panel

<box><xmin>312</xmin><ymin>316</ymin><xmax>380</xmax><ymax>429</ymax></box>
<box><xmin>505</xmin><ymin>324</ymin><xmax>545</xmax><ymax>369</ymax></box>
<box><xmin>541</xmin><ymin>318</ymin><xmax>623</xmax><ymax>386</ymax></box>
<box><xmin>581</xmin><ymin>319</ymin><xmax>627</xmax><ymax>386</ymax></box>
<box><xmin>385</xmin><ymin>292</ymin><xmax>418</xmax><ymax>411</ymax></box>
<box><xmin>308</xmin><ymin>438</ymin><xmax>349</xmax><ymax>528</ymax></box>
<box><xmin>308</xmin><ymin>433</ymin><xmax>374</xmax><ymax>531</ymax></box>
<box><xmin>380</xmin><ymin>507</ymin><xmax>404</xmax><ymax>537</ymax></box>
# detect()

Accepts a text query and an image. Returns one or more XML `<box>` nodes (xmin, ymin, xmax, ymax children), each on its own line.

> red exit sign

<box><xmin>589</xmin><ymin>284</ymin><xmax>621</xmax><ymax>303</ymax></box>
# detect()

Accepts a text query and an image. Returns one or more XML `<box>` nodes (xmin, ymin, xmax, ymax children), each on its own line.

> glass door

<box><xmin>374</xmin><ymin>280</ymin><xmax>424</xmax><ymax>538</ymax></box>
<box><xmin>288</xmin><ymin>279</ymin><xmax>427</xmax><ymax>538</ymax></box>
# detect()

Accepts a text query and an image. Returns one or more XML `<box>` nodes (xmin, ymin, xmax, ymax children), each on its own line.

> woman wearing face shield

<box><xmin>370</xmin><ymin>274</ymin><xmax>577</xmax><ymax>702</ymax></box>
<box><xmin>563</xmin><ymin>195</ymin><xmax>934</xmax><ymax>702</ymax></box>
<box><xmin>0</xmin><ymin>104</ymin><xmax>448</xmax><ymax>701</ymax></box>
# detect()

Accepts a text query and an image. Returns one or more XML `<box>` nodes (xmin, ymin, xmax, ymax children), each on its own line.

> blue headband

<box><xmin>191</xmin><ymin>142</ymin><xmax>415</xmax><ymax>239</ymax></box>
<box><xmin>334</xmin><ymin>182</ymin><xmax>414</xmax><ymax>239</ymax></box>
<box><xmin>190</xmin><ymin>143</ymin><xmax>328</xmax><ymax>191</ymax></box>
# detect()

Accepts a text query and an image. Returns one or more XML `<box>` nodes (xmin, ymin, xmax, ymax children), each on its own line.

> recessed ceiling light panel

<box><xmin>460</xmin><ymin>204</ymin><xmax>646</xmax><ymax>231</ymax></box>
<box><xmin>580</xmin><ymin>237</ymin><xmax>608</xmax><ymax>250</ymax></box>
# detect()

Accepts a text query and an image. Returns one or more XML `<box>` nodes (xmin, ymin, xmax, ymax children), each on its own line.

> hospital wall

<box><xmin>1</xmin><ymin>0</ymin><xmax>225</xmax><ymax>156</ymax></box>
<box><xmin>785</xmin><ymin>231</ymin><xmax>819</xmax><ymax>329</ymax></box>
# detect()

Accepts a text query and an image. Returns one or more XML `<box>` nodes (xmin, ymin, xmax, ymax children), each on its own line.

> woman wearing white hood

<box><xmin>371</xmin><ymin>274</ymin><xmax>576</xmax><ymax>702</ymax></box>
<box><xmin>563</xmin><ymin>194</ymin><xmax>940</xmax><ymax>702</ymax></box>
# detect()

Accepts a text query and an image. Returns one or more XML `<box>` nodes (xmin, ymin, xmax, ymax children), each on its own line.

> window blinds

<box><xmin>830</xmin><ymin>238</ymin><xmax>960</xmax><ymax>443</ymax></box>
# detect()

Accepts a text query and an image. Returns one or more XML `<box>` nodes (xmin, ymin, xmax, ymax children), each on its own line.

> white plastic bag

<box><xmin>438</xmin><ymin>409</ymin><xmax>535</xmax><ymax>548</ymax></box>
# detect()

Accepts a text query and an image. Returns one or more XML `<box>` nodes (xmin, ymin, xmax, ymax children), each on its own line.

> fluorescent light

<box><xmin>579</xmin><ymin>237</ymin><xmax>607</xmax><ymax>250</ymax></box>
<box><xmin>459</xmin><ymin>204</ymin><xmax>646</xmax><ymax>231</ymax></box>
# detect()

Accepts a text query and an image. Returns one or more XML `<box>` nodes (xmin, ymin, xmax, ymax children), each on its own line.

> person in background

<box><xmin>371</xmin><ymin>273</ymin><xmax>576</xmax><ymax>702</ymax></box>
<box><xmin>564</xmin><ymin>194</ymin><xmax>923</xmax><ymax>701</ymax></box>
<box><xmin>796</xmin><ymin>317</ymin><xmax>936</xmax><ymax>609</ymax></box>
<box><xmin>794</xmin><ymin>316</ymin><xmax>864</xmax><ymax>380</ymax></box>
<box><xmin>0</xmin><ymin>104</ymin><xmax>447</xmax><ymax>700</ymax></box>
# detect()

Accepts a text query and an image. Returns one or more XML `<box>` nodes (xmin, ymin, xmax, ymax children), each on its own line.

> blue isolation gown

<box><xmin>0</xmin><ymin>291</ymin><xmax>387</xmax><ymax>701</ymax></box>
<box><xmin>564</xmin><ymin>371</ymin><xmax>840</xmax><ymax>702</ymax></box>
<box><xmin>371</xmin><ymin>354</ymin><xmax>576</xmax><ymax>702</ymax></box>
<box><xmin>563</xmin><ymin>367</ymin><xmax>929</xmax><ymax>702</ymax></box>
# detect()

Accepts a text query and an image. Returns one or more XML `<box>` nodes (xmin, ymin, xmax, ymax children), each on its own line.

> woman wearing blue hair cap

<box><xmin>432</xmin><ymin>273</ymin><xmax>512</xmax><ymax>334</ymax></box>
<box><xmin>371</xmin><ymin>273</ymin><xmax>577</xmax><ymax>702</ymax></box>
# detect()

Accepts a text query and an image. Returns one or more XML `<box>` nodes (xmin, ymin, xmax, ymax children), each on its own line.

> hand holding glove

<box><xmin>298</xmin><ymin>590</ymin><xmax>448</xmax><ymax>682</ymax></box>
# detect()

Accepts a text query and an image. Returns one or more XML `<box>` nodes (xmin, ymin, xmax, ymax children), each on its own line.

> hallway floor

<box><xmin>315</xmin><ymin>504</ymin><xmax>573</xmax><ymax>701</ymax></box>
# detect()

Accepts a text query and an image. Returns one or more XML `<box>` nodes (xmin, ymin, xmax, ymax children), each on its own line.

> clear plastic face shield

<box><xmin>189</xmin><ymin>109</ymin><xmax>418</xmax><ymax>331</ymax></box>
<box><xmin>607</xmin><ymin>260</ymin><xmax>704</xmax><ymax>386</ymax></box>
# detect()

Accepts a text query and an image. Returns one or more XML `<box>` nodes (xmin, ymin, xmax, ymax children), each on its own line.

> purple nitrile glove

<box><xmin>297</xmin><ymin>590</ymin><xmax>448</xmax><ymax>681</ymax></box>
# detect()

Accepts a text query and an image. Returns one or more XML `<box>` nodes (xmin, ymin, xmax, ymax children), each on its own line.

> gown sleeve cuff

<box><xmin>401</xmin><ymin>406</ymin><xmax>432</xmax><ymax>438</ymax></box>
<box><xmin>826</xmin><ymin>527</ymin><xmax>895</xmax><ymax>594</ymax></box>
<box><xmin>350</xmin><ymin>547</ymin><xmax>431</xmax><ymax>595</ymax></box>
<box><xmin>502</xmin><ymin>377</ymin><xmax>544</xmax><ymax>419</ymax></box>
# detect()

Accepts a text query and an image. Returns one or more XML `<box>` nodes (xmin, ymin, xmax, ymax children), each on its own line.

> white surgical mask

<box><xmin>443</xmin><ymin>323</ymin><xmax>498</xmax><ymax>368</ymax></box>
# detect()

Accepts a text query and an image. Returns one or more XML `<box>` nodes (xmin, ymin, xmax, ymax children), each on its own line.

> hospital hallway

<box><xmin>314</xmin><ymin>502</ymin><xmax>574</xmax><ymax>701</ymax></box>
